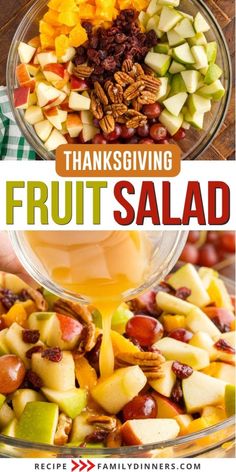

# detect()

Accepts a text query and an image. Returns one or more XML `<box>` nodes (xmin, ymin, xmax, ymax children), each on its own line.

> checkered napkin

<box><xmin>0</xmin><ymin>86</ymin><xmax>36</xmax><ymax>160</ymax></box>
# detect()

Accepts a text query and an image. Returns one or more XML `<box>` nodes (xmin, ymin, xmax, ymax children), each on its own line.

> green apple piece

<box><xmin>43</xmin><ymin>289</ymin><xmax>58</xmax><ymax>310</ymax></box>
<box><xmin>188</xmin><ymin>94</ymin><xmax>211</xmax><ymax>114</ymax></box>
<box><xmin>169</xmin><ymin>61</ymin><xmax>186</xmax><ymax>74</ymax></box>
<box><xmin>156</xmin><ymin>290</ymin><xmax>195</xmax><ymax>315</ymax></box>
<box><xmin>194</xmin><ymin>12</ymin><xmax>210</xmax><ymax>33</ymax></box>
<box><xmin>173</xmin><ymin>42</ymin><xmax>195</xmax><ymax>64</ymax></box>
<box><xmin>111</xmin><ymin>303</ymin><xmax>133</xmax><ymax>334</ymax></box>
<box><xmin>32</xmin><ymin>350</ymin><xmax>75</xmax><ymax>391</ymax></box>
<box><xmin>184</xmin><ymin>111</ymin><xmax>204</xmax><ymax>129</ymax></box>
<box><xmin>169</xmin><ymin>73</ymin><xmax>187</xmax><ymax>95</ymax></box>
<box><xmin>146</xmin><ymin>15</ymin><xmax>160</xmax><ymax>33</ymax></box>
<box><xmin>154</xmin><ymin>43</ymin><xmax>170</xmax><ymax>54</ymax></box>
<box><xmin>188</xmin><ymin>33</ymin><xmax>207</xmax><ymax>46</ymax></box>
<box><xmin>159</xmin><ymin>109</ymin><xmax>183</xmax><ymax>135</ymax></box>
<box><xmin>138</xmin><ymin>11</ymin><xmax>149</xmax><ymax>28</ymax></box>
<box><xmin>198</xmin><ymin>79</ymin><xmax>225</xmax><ymax>101</ymax></box>
<box><xmin>180</xmin><ymin>70</ymin><xmax>201</xmax><ymax>93</ymax></box>
<box><xmin>42</xmin><ymin>388</ymin><xmax>87</xmax><ymax>419</ymax></box>
<box><xmin>0</xmin><ymin>329</ymin><xmax>10</xmax><ymax>356</ymax></box>
<box><xmin>199</xmin><ymin>66</ymin><xmax>208</xmax><ymax>76</ymax></box>
<box><xmin>203</xmin><ymin>362</ymin><xmax>235</xmax><ymax>384</ymax></box>
<box><xmin>189</xmin><ymin>332</ymin><xmax>216</xmax><ymax>361</ymax></box>
<box><xmin>28</xmin><ymin>312</ymin><xmax>55</xmax><ymax>343</ymax></box>
<box><xmin>163</xmin><ymin>92</ymin><xmax>188</xmax><ymax>117</ymax></box>
<box><xmin>167</xmin><ymin>29</ymin><xmax>185</xmax><ymax>47</ymax></box>
<box><xmin>0</xmin><ymin>402</ymin><xmax>15</xmax><ymax>430</ymax></box>
<box><xmin>174</xmin><ymin>18</ymin><xmax>195</xmax><ymax>39</ymax></box>
<box><xmin>121</xmin><ymin>418</ymin><xmax>180</xmax><ymax>445</ymax></box>
<box><xmin>70</xmin><ymin>413</ymin><xmax>95</xmax><ymax>443</ymax></box>
<box><xmin>0</xmin><ymin>394</ymin><xmax>6</xmax><ymax>409</ymax></box>
<box><xmin>2</xmin><ymin>418</ymin><xmax>18</xmax><ymax>437</ymax></box>
<box><xmin>5</xmin><ymin>322</ymin><xmax>43</xmax><ymax>368</ymax></box>
<box><xmin>149</xmin><ymin>361</ymin><xmax>176</xmax><ymax>397</ymax></box>
<box><xmin>155</xmin><ymin>337</ymin><xmax>209</xmax><ymax>370</ymax></box>
<box><xmin>146</xmin><ymin>0</ymin><xmax>162</xmax><ymax>16</ymax></box>
<box><xmin>158</xmin><ymin>7</ymin><xmax>182</xmax><ymax>32</ymax></box>
<box><xmin>168</xmin><ymin>263</ymin><xmax>211</xmax><ymax>307</ymax></box>
<box><xmin>206</xmin><ymin>41</ymin><xmax>218</xmax><ymax>64</ymax></box>
<box><xmin>16</xmin><ymin>402</ymin><xmax>58</xmax><ymax>444</ymax></box>
<box><xmin>92</xmin><ymin>366</ymin><xmax>146</xmax><ymax>414</ymax></box>
<box><xmin>186</xmin><ymin>307</ymin><xmax>220</xmax><ymax>338</ymax></box>
<box><xmin>182</xmin><ymin>371</ymin><xmax>226</xmax><ymax>413</ymax></box>
<box><xmin>178</xmin><ymin>11</ymin><xmax>193</xmax><ymax>21</ymax></box>
<box><xmin>12</xmin><ymin>389</ymin><xmax>45</xmax><ymax>418</ymax></box>
<box><xmin>204</xmin><ymin>64</ymin><xmax>223</xmax><ymax>85</ymax></box>
<box><xmin>225</xmin><ymin>385</ymin><xmax>235</xmax><ymax>417</ymax></box>
<box><xmin>156</xmin><ymin>77</ymin><xmax>169</xmax><ymax>100</ymax></box>
<box><xmin>191</xmin><ymin>45</ymin><xmax>208</xmax><ymax>69</ymax></box>
<box><xmin>145</xmin><ymin>52</ymin><xmax>171</xmax><ymax>76</ymax></box>
<box><xmin>157</xmin><ymin>0</ymin><xmax>180</xmax><ymax>6</ymax></box>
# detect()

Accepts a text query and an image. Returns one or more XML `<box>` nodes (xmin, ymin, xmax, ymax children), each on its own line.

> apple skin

<box><xmin>71</xmin><ymin>76</ymin><xmax>88</xmax><ymax>92</ymax></box>
<box><xmin>152</xmin><ymin>393</ymin><xmax>183</xmax><ymax>418</ymax></box>
<box><xmin>14</xmin><ymin>87</ymin><xmax>30</xmax><ymax>109</ymax></box>
<box><xmin>121</xmin><ymin>418</ymin><xmax>180</xmax><ymax>446</ymax></box>
<box><xmin>43</xmin><ymin>63</ymin><xmax>65</xmax><ymax>80</ymax></box>
<box><xmin>16</xmin><ymin>64</ymin><xmax>31</xmax><ymax>85</ymax></box>
<box><xmin>56</xmin><ymin>313</ymin><xmax>83</xmax><ymax>342</ymax></box>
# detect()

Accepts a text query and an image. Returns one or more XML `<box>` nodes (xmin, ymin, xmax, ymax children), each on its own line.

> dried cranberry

<box><xmin>172</xmin><ymin>361</ymin><xmax>193</xmax><ymax>379</ymax></box>
<box><xmin>26</xmin><ymin>345</ymin><xmax>44</xmax><ymax>359</ymax></box>
<box><xmin>212</xmin><ymin>317</ymin><xmax>231</xmax><ymax>333</ymax></box>
<box><xmin>19</xmin><ymin>289</ymin><xmax>31</xmax><ymax>301</ymax></box>
<box><xmin>26</xmin><ymin>370</ymin><xmax>44</xmax><ymax>389</ymax></box>
<box><xmin>214</xmin><ymin>339</ymin><xmax>235</xmax><ymax>354</ymax></box>
<box><xmin>85</xmin><ymin>430</ymin><xmax>108</xmax><ymax>443</ymax></box>
<box><xmin>103</xmin><ymin>56</ymin><xmax>117</xmax><ymax>71</ymax></box>
<box><xmin>171</xmin><ymin>379</ymin><xmax>183</xmax><ymax>404</ymax></box>
<box><xmin>42</xmin><ymin>347</ymin><xmax>63</xmax><ymax>362</ymax></box>
<box><xmin>22</xmin><ymin>329</ymin><xmax>40</xmax><ymax>344</ymax></box>
<box><xmin>146</xmin><ymin>30</ymin><xmax>158</xmax><ymax>48</ymax></box>
<box><xmin>115</xmin><ymin>33</ymin><xmax>127</xmax><ymax>43</ymax></box>
<box><xmin>82</xmin><ymin>22</ymin><xmax>93</xmax><ymax>35</ymax></box>
<box><xmin>175</xmin><ymin>287</ymin><xmax>191</xmax><ymax>300</ymax></box>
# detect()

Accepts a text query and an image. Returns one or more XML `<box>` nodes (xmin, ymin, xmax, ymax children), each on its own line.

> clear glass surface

<box><xmin>6</xmin><ymin>0</ymin><xmax>232</xmax><ymax>160</ymax></box>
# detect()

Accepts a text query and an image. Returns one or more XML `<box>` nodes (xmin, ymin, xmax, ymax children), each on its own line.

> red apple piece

<box><xmin>24</xmin><ymin>106</ymin><xmax>44</xmax><ymax>125</ymax></box>
<box><xmin>56</xmin><ymin>314</ymin><xmax>83</xmax><ymax>342</ymax></box>
<box><xmin>121</xmin><ymin>419</ymin><xmax>180</xmax><ymax>445</ymax></box>
<box><xmin>44</xmin><ymin>129</ymin><xmax>68</xmax><ymax>152</ymax></box>
<box><xmin>71</xmin><ymin>76</ymin><xmax>88</xmax><ymax>92</ymax></box>
<box><xmin>26</xmin><ymin>63</ymin><xmax>40</xmax><ymax>77</ymax></box>
<box><xmin>43</xmin><ymin>63</ymin><xmax>65</xmax><ymax>82</ymax></box>
<box><xmin>66</xmin><ymin>114</ymin><xmax>83</xmax><ymax>138</ymax></box>
<box><xmin>16</xmin><ymin>64</ymin><xmax>31</xmax><ymax>85</ymax></box>
<box><xmin>14</xmin><ymin>87</ymin><xmax>30</xmax><ymax>109</ymax></box>
<box><xmin>152</xmin><ymin>393</ymin><xmax>183</xmax><ymax>418</ymax></box>
<box><xmin>18</xmin><ymin>42</ymin><xmax>36</xmax><ymax>64</ymax></box>
<box><xmin>36</xmin><ymin>82</ymin><xmax>61</xmax><ymax>108</ymax></box>
<box><xmin>44</xmin><ymin>107</ymin><xmax>62</xmax><ymax>131</ymax></box>
<box><xmin>21</xmin><ymin>78</ymin><xmax>36</xmax><ymax>93</ymax></box>
<box><xmin>34</xmin><ymin>120</ymin><xmax>53</xmax><ymax>142</ymax></box>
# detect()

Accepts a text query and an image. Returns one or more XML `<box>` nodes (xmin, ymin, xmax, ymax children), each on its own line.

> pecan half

<box><xmin>54</xmin><ymin>413</ymin><xmax>72</xmax><ymax>446</ymax></box>
<box><xmin>132</xmin><ymin>99</ymin><xmax>143</xmax><ymax>112</ymax></box>
<box><xmin>106</xmin><ymin>83</ymin><xmax>123</xmax><ymax>104</ymax></box>
<box><xmin>133</xmin><ymin>63</ymin><xmax>145</xmax><ymax>77</ymax></box>
<box><xmin>73</xmin><ymin>65</ymin><xmax>94</xmax><ymax>79</ymax></box>
<box><xmin>138</xmin><ymin>91</ymin><xmax>158</xmax><ymax>105</ymax></box>
<box><xmin>105</xmin><ymin>419</ymin><xmax>122</xmax><ymax>448</ymax></box>
<box><xmin>106</xmin><ymin>103</ymin><xmax>128</xmax><ymax>118</ymax></box>
<box><xmin>54</xmin><ymin>299</ymin><xmax>92</xmax><ymax>325</ymax></box>
<box><xmin>124</xmin><ymin>81</ymin><xmax>144</xmax><ymax>101</ymax></box>
<box><xmin>99</xmin><ymin>114</ymin><xmax>115</xmax><ymax>133</ymax></box>
<box><xmin>122</xmin><ymin>59</ymin><xmax>134</xmax><ymax>74</ymax></box>
<box><xmin>138</xmin><ymin>75</ymin><xmax>161</xmax><ymax>93</ymax></box>
<box><xmin>87</xmin><ymin>415</ymin><xmax>117</xmax><ymax>431</ymax></box>
<box><xmin>116</xmin><ymin>351</ymin><xmax>165</xmax><ymax>379</ymax></box>
<box><xmin>25</xmin><ymin>287</ymin><xmax>48</xmax><ymax>312</ymax></box>
<box><xmin>91</xmin><ymin>91</ymin><xmax>104</xmax><ymax>120</ymax></box>
<box><xmin>114</xmin><ymin>71</ymin><xmax>134</xmax><ymax>87</ymax></box>
<box><xmin>94</xmin><ymin>82</ymin><xmax>109</xmax><ymax>106</ymax></box>
<box><xmin>126</xmin><ymin>115</ymin><xmax>147</xmax><ymax>129</ymax></box>
<box><xmin>74</xmin><ymin>323</ymin><xmax>96</xmax><ymax>356</ymax></box>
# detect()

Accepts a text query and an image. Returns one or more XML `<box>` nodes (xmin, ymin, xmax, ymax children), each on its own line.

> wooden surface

<box><xmin>0</xmin><ymin>0</ymin><xmax>235</xmax><ymax>160</ymax></box>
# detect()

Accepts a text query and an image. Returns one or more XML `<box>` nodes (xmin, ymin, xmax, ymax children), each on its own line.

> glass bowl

<box><xmin>6</xmin><ymin>0</ymin><xmax>232</xmax><ymax>161</ymax></box>
<box><xmin>9</xmin><ymin>231</ymin><xmax>187</xmax><ymax>304</ymax></box>
<box><xmin>0</xmin><ymin>273</ymin><xmax>235</xmax><ymax>458</ymax></box>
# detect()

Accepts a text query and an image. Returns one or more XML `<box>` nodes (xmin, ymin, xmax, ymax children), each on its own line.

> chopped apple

<box><xmin>156</xmin><ymin>291</ymin><xmax>195</xmax><ymax>315</ymax></box>
<box><xmin>66</xmin><ymin>114</ymin><xmax>83</xmax><ymax>138</ymax></box>
<box><xmin>215</xmin><ymin>331</ymin><xmax>236</xmax><ymax>348</ymax></box>
<box><xmin>18</xmin><ymin>42</ymin><xmax>36</xmax><ymax>64</ymax></box>
<box><xmin>16</xmin><ymin>402</ymin><xmax>58</xmax><ymax>444</ymax></box>
<box><xmin>173</xmin><ymin>42</ymin><xmax>195</xmax><ymax>64</ymax></box>
<box><xmin>71</xmin><ymin>76</ymin><xmax>88</xmax><ymax>92</ymax></box>
<box><xmin>91</xmin><ymin>366</ymin><xmax>147</xmax><ymax>414</ymax></box>
<box><xmin>168</xmin><ymin>264</ymin><xmax>211</xmax><ymax>307</ymax></box>
<box><xmin>42</xmin><ymin>388</ymin><xmax>87</xmax><ymax>419</ymax></box>
<box><xmin>36</xmin><ymin>82</ymin><xmax>60</xmax><ymax>108</ymax></box>
<box><xmin>149</xmin><ymin>361</ymin><xmax>176</xmax><ymax>397</ymax></box>
<box><xmin>202</xmin><ymin>405</ymin><xmax>226</xmax><ymax>421</ymax></box>
<box><xmin>43</xmin><ymin>63</ymin><xmax>65</xmax><ymax>82</ymax></box>
<box><xmin>81</xmin><ymin>124</ymin><xmax>99</xmax><ymax>142</ymax></box>
<box><xmin>61</xmin><ymin>47</ymin><xmax>76</xmax><ymax>63</ymax></box>
<box><xmin>146</xmin><ymin>0</ymin><xmax>162</xmax><ymax>16</ymax></box>
<box><xmin>198</xmin><ymin>80</ymin><xmax>225</xmax><ymax>101</ymax></box>
<box><xmin>26</xmin><ymin>63</ymin><xmax>40</xmax><ymax>77</ymax></box>
<box><xmin>189</xmin><ymin>332</ymin><xmax>216</xmax><ymax>361</ymax></box>
<box><xmin>207</xmin><ymin>277</ymin><xmax>233</xmax><ymax>311</ymax></box>
<box><xmin>180</xmin><ymin>70</ymin><xmax>201</xmax><ymax>93</ymax></box>
<box><xmin>29</xmin><ymin>92</ymin><xmax>37</xmax><ymax>106</ymax></box>
<box><xmin>154</xmin><ymin>337</ymin><xmax>209</xmax><ymax>370</ymax></box>
<box><xmin>184</xmin><ymin>110</ymin><xmax>204</xmax><ymax>129</ymax></box>
<box><xmin>174</xmin><ymin>414</ymin><xmax>192</xmax><ymax>435</ymax></box>
<box><xmin>81</xmin><ymin>110</ymin><xmax>94</xmax><ymax>125</ymax></box>
<box><xmin>191</xmin><ymin>45</ymin><xmax>208</xmax><ymax>70</ymax></box>
<box><xmin>44</xmin><ymin>107</ymin><xmax>62</xmax><ymax>130</ymax></box>
<box><xmin>163</xmin><ymin>92</ymin><xmax>187</xmax><ymax>117</ymax></box>
<box><xmin>0</xmin><ymin>329</ymin><xmax>10</xmax><ymax>355</ymax></box>
<box><xmin>70</xmin><ymin>413</ymin><xmax>95</xmax><ymax>444</ymax></box>
<box><xmin>153</xmin><ymin>393</ymin><xmax>183</xmax><ymax>418</ymax></box>
<box><xmin>37</xmin><ymin>51</ymin><xmax>57</xmax><ymax>69</ymax></box>
<box><xmin>182</xmin><ymin>371</ymin><xmax>226</xmax><ymax>413</ymax></box>
<box><xmin>169</xmin><ymin>61</ymin><xmax>186</xmax><ymax>74</ymax></box>
<box><xmin>32</xmin><ymin>351</ymin><xmax>75</xmax><ymax>390</ymax></box>
<box><xmin>46</xmin><ymin>313</ymin><xmax>83</xmax><ymax>350</ymax></box>
<box><xmin>159</xmin><ymin>109</ymin><xmax>183</xmax><ymax>135</ymax></box>
<box><xmin>14</xmin><ymin>87</ymin><xmax>30</xmax><ymax>109</ymax></box>
<box><xmin>16</xmin><ymin>64</ymin><xmax>31</xmax><ymax>86</ymax></box>
<box><xmin>12</xmin><ymin>389</ymin><xmax>45</xmax><ymax>418</ymax></box>
<box><xmin>69</xmin><ymin>91</ymin><xmax>91</xmax><ymax>111</ymax></box>
<box><xmin>0</xmin><ymin>402</ymin><xmax>15</xmax><ymax>430</ymax></box>
<box><xmin>206</xmin><ymin>41</ymin><xmax>218</xmax><ymax>64</ymax></box>
<box><xmin>45</xmin><ymin>129</ymin><xmax>68</xmax><ymax>151</ymax></box>
<box><xmin>225</xmin><ymin>385</ymin><xmax>235</xmax><ymax>417</ymax></box>
<box><xmin>1</xmin><ymin>418</ymin><xmax>18</xmax><ymax>438</ymax></box>
<box><xmin>174</xmin><ymin>18</ymin><xmax>195</xmax><ymax>38</ymax></box>
<box><xmin>24</xmin><ymin>106</ymin><xmax>44</xmax><ymax>125</ymax></box>
<box><xmin>5</xmin><ymin>322</ymin><xmax>43</xmax><ymax>368</ymax></box>
<box><xmin>34</xmin><ymin>120</ymin><xmax>53</xmax><ymax>142</ymax></box>
<box><xmin>167</xmin><ymin>29</ymin><xmax>185</xmax><ymax>47</ymax></box>
<box><xmin>121</xmin><ymin>418</ymin><xmax>180</xmax><ymax>445</ymax></box>
<box><xmin>156</xmin><ymin>77</ymin><xmax>169</xmax><ymax>100</ymax></box>
<box><xmin>194</xmin><ymin>12</ymin><xmax>210</xmax><ymax>33</ymax></box>
<box><xmin>202</xmin><ymin>362</ymin><xmax>235</xmax><ymax>384</ymax></box>
<box><xmin>144</xmin><ymin>52</ymin><xmax>171</xmax><ymax>76</ymax></box>
<box><xmin>186</xmin><ymin>307</ymin><xmax>220</xmax><ymax>338</ymax></box>
<box><xmin>187</xmin><ymin>94</ymin><xmax>211</xmax><ymax>114</ymax></box>
<box><xmin>158</xmin><ymin>7</ymin><xmax>182</xmax><ymax>32</ymax></box>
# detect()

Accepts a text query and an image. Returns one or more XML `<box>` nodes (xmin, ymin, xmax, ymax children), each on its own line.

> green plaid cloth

<box><xmin>0</xmin><ymin>86</ymin><xmax>36</xmax><ymax>160</ymax></box>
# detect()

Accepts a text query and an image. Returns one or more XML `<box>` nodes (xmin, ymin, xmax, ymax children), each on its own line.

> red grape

<box><xmin>187</xmin><ymin>231</ymin><xmax>200</xmax><ymax>244</ymax></box>
<box><xmin>0</xmin><ymin>317</ymin><xmax>6</xmax><ymax>331</ymax></box>
<box><xmin>126</xmin><ymin>315</ymin><xmax>164</xmax><ymax>347</ymax></box>
<box><xmin>123</xmin><ymin>394</ymin><xmax>157</xmax><ymax>421</ymax></box>
<box><xmin>173</xmin><ymin>128</ymin><xmax>186</xmax><ymax>141</ymax></box>
<box><xmin>137</xmin><ymin>124</ymin><xmax>149</xmax><ymax>138</ymax></box>
<box><xmin>198</xmin><ymin>244</ymin><xmax>219</xmax><ymax>267</ymax></box>
<box><xmin>120</xmin><ymin>125</ymin><xmax>136</xmax><ymax>139</ymax></box>
<box><xmin>180</xmin><ymin>242</ymin><xmax>199</xmax><ymax>264</ymax></box>
<box><xmin>129</xmin><ymin>136</ymin><xmax>139</xmax><ymax>144</ymax></box>
<box><xmin>219</xmin><ymin>232</ymin><xmax>235</xmax><ymax>253</ymax></box>
<box><xmin>139</xmin><ymin>138</ymin><xmax>155</xmax><ymax>144</ymax></box>
<box><xmin>92</xmin><ymin>134</ymin><xmax>108</xmax><ymax>144</ymax></box>
<box><xmin>150</xmin><ymin>123</ymin><xmax>167</xmax><ymax>141</ymax></box>
<box><xmin>206</xmin><ymin>231</ymin><xmax>220</xmax><ymax>245</ymax></box>
<box><xmin>204</xmin><ymin>307</ymin><xmax>234</xmax><ymax>332</ymax></box>
<box><xmin>142</xmin><ymin>103</ymin><xmax>162</xmax><ymax>119</ymax></box>
<box><xmin>0</xmin><ymin>355</ymin><xmax>26</xmax><ymax>394</ymax></box>
<box><xmin>158</xmin><ymin>139</ymin><xmax>169</xmax><ymax>144</ymax></box>
<box><xmin>168</xmin><ymin>328</ymin><xmax>193</xmax><ymax>343</ymax></box>
<box><xmin>104</xmin><ymin>125</ymin><xmax>122</xmax><ymax>141</ymax></box>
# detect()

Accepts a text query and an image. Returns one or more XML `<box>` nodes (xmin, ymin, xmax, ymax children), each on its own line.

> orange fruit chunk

<box><xmin>132</xmin><ymin>0</ymin><xmax>149</xmax><ymax>10</ymax></box>
<box><xmin>47</xmin><ymin>0</ymin><xmax>63</xmax><ymax>11</ymax></box>
<box><xmin>58</xmin><ymin>0</ymin><xmax>79</xmax><ymax>12</ymax></box>
<box><xmin>69</xmin><ymin>23</ymin><xmax>88</xmax><ymax>47</ymax></box>
<box><xmin>79</xmin><ymin>4</ymin><xmax>96</xmax><ymax>19</ymax></box>
<box><xmin>58</xmin><ymin>11</ymin><xmax>80</xmax><ymax>26</ymax></box>
<box><xmin>39</xmin><ymin>20</ymin><xmax>57</xmax><ymax>37</ymax></box>
<box><xmin>40</xmin><ymin>34</ymin><xmax>55</xmax><ymax>50</ymax></box>
<box><xmin>55</xmin><ymin>34</ymin><xmax>70</xmax><ymax>57</ymax></box>
<box><xmin>43</xmin><ymin>10</ymin><xmax>61</xmax><ymax>26</ymax></box>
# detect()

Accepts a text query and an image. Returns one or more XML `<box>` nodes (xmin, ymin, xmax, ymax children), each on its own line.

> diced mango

<box><xmin>162</xmin><ymin>314</ymin><xmax>186</xmax><ymax>332</ymax></box>
<box><xmin>74</xmin><ymin>356</ymin><xmax>97</xmax><ymax>390</ymax></box>
<box><xmin>110</xmin><ymin>330</ymin><xmax>140</xmax><ymax>355</ymax></box>
<box><xmin>40</xmin><ymin>34</ymin><xmax>55</xmax><ymax>50</ymax></box>
<box><xmin>79</xmin><ymin>4</ymin><xmax>96</xmax><ymax>19</ymax></box>
<box><xmin>69</xmin><ymin>23</ymin><xmax>88</xmax><ymax>47</ymax></box>
<box><xmin>55</xmin><ymin>34</ymin><xmax>70</xmax><ymax>57</ymax></box>
<box><xmin>47</xmin><ymin>0</ymin><xmax>63</xmax><ymax>11</ymax></box>
<box><xmin>39</xmin><ymin>21</ymin><xmax>57</xmax><ymax>37</ymax></box>
<box><xmin>2</xmin><ymin>304</ymin><xmax>28</xmax><ymax>328</ymax></box>
<box><xmin>43</xmin><ymin>10</ymin><xmax>61</xmax><ymax>26</ymax></box>
<box><xmin>132</xmin><ymin>0</ymin><xmax>149</xmax><ymax>11</ymax></box>
<box><xmin>58</xmin><ymin>11</ymin><xmax>80</xmax><ymax>26</ymax></box>
<box><xmin>28</xmin><ymin>36</ymin><xmax>41</xmax><ymax>49</ymax></box>
<box><xmin>117</xmin><ymin>0</ymin><xmax>133</xmax><ymax>9</ymax></box>
<box><xmin>58</xmin><ymin>0</ymin><xmax>79</xmax><ymax>12</ymax></box>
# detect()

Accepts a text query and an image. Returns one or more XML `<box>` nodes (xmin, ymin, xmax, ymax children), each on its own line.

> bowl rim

<box><xmin>6</xmin><ymin>0</ymin><xmax>232</xmax><ymax>161</ymax></box>
<box><xmin>0</xmin><ymin>273</ymin><xmax>235</xmax><ymax>456</ymax></box>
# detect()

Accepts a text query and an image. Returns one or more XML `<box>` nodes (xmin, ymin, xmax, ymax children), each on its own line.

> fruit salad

<box><xmin>13</xmin><ymin>0</ymin><xmax>226</xmax><ymax>152</ymax></box>
<box><xmin>0</xmin><ymin>263</ymin><xmax>235</xmax><ymax>451</ymax></box>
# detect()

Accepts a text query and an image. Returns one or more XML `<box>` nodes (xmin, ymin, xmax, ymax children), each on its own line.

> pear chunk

<box><xmin>155</xmin><ymin>337</ymin><xmax>209</xmax><ymax>370</ymax></box>
<box><xmin>182</xmin><ymin>371</ymin><xmax>226</xmax><ymax>413</ymax></box>
<box><xmin>121</xmin><ymin>419</ymin><xmax>180</xmax><ymax>445</ymax></box>
<box><xmin>91</xmin><ymin>366</ymin><xmax>146</xmax><ymax>414</ymax></box>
